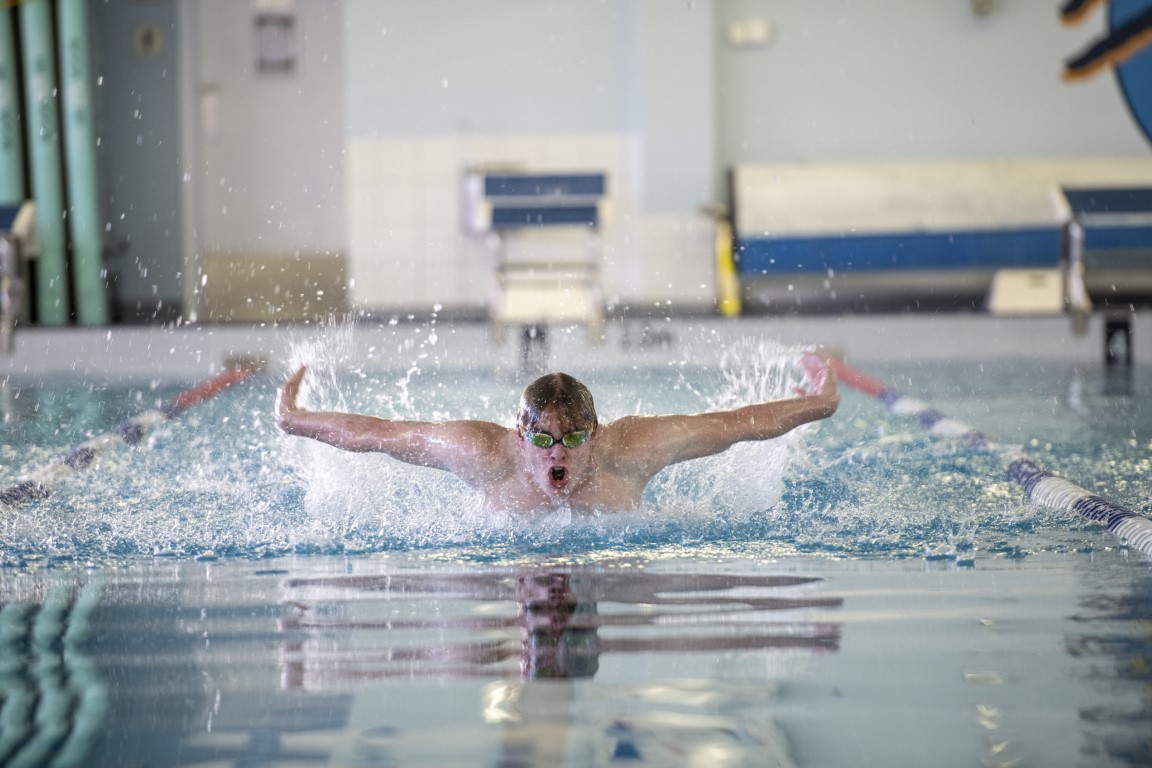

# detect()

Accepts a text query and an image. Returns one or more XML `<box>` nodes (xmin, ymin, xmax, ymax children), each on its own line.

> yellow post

<box><xmin>715</xmin><ymin>219</ymin><xmax>741</xmax><ymax>316</ymax></box>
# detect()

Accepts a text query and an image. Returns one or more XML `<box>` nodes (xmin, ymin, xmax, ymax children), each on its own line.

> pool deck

<box><xmin>1</xmin><ymin>312</ymin><xmax>1149</xmax><ymax>381</ymax></box>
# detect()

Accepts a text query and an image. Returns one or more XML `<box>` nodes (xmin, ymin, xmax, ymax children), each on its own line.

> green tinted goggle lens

<box><xmin>525</xmin><ymin>430</ymin><xmax>589</xmax><ymax>449</ymax></box>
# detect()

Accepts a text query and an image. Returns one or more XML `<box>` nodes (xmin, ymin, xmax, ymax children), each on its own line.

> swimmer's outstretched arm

<box><xmin>276</xmin><ymin>366</ymin><xmax>508</xmax><ymax>479</ymax></box>
<box><xmin>608</xmin><ymin>352</ymin><xmax>839</xmax><ymax>474</ymax></box>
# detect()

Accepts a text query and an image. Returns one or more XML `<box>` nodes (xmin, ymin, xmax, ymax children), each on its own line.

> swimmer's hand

<box><xmin>794</xmin><ymin>351</ymin><xmax>839</xmax><ymax>417</ymax></box>
<box><xmin>275</xmin><ymin>364</ymin><xmax>388</xmax><ymax>447</ymax></box>
<box><xmin>277</xmin><ymin>365</ymin><xmax>309</xmax><ymax>426</ymax></box>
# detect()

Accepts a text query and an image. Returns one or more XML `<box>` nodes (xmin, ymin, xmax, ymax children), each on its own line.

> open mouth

<box><xmin>549</xmin><ymin>466</ymin><xmax>568</xmax><ymax>488</ymax></box>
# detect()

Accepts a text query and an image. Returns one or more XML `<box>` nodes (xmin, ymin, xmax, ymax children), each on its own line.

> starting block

<box><xmin>463</xmin><ymin>169</ymin><xmax>608</xmax><ymax>344</ymax></box>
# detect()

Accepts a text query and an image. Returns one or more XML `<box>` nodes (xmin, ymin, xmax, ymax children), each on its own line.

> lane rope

<box><xmin>0</xmin><ymin>365</ymin><xmax>255</xmax><ymax>508</ymax></box>
<box><xmin>828</xmin><ymin>358</ymin><xmax>1152</xmax><ymax>558</ymax></box>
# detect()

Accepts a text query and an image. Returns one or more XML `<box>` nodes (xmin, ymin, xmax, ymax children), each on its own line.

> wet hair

<box><xmin>516</xmin><ymin>372</ymin><xmax>598</xmax><ymax>434</ymax></box>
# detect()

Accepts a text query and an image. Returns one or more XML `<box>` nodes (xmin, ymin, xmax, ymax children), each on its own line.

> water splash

<box><xmin>286</xmin><ymin>334</ymin><xmax>823</xmax><ymax>551</ymax></box>
<box><xmin>2</xmin><ymin>329</ymin><xmax>1144</xmax><ymax>565</ymax></box>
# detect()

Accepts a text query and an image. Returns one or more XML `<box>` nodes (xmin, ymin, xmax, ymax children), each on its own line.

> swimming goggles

<box><xmin>523</xmin><ymin>430</ymin><xmax>590</xmax><ymax>449</ymax></box>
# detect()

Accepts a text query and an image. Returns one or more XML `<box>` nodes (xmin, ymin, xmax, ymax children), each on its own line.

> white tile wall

<box><xmin>346</xmin><ymin>133</ymin><xmax>718</xmax><ymax>316</ymax></box>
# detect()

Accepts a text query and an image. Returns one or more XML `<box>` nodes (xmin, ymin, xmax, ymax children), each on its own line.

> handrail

<box><xmin>0</xmin><ymin>235</ymin><xmax>22</xmax><ymax>355</ymax></box>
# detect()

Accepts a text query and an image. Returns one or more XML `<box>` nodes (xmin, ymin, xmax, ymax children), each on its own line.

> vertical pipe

<box><xmin>714</xmin><ymin>218</ymin><xmax>741</xmax><ymax>316</ymax></box>
<box><xmin>0</xmin><ymin>5</ymin><xmax>25</xmax><ymax>204</ymax></box>
<box><xmin>19</xmin><ymin>0</ymin><xmax>70</xmax><ymax>325</ymax></box>
<box><xmin>1</xmin><ymin>236</ymin><xmax>20</xmax><ymax>354</ymax></box>
<box><xmin>0</xmin><ymin>5</ymin><xmax>24</xmax><ymax>351</ymax></box>
<box><xmin>1065</xmin><ymin>217</ymin><xmax>1091</xmax><ymax>336</ymax></box>
<box><xmin>58</xmin><ymin>0</ymin><xmax>107</xmax><ymax>325</ymax></box>
<box><xmin>178</xmin><ymin>0</ymin><xmax>204</xmax><ymax>323</ymax></box>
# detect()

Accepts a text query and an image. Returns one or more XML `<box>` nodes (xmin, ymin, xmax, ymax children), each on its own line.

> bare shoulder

<box><xmin>434</xmin><ymin>420</ymin><xmax>518</xmax><ymax>481</ymax></box>
<box><xmin>435</xmin><ymin>419</ymin><xmax>514</xmax><ymax>457</ymax></box>
<box><xmin>598</xmin><ymin>413</ymin><xmax>684</xmax><ymax>444</ymax></box>
<box><xmin>601</xmin><ymin>412</ymin><xmax>721</xmax><ymax>443</ymax></box>
<box><xmin>593</xmin><ymin>414</ymin><xmax>696</xmax><ymax>475</ymax></box>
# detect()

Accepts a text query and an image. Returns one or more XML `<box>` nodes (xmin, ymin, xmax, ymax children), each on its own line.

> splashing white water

<box><xmin>280</xmin><ymin>319</ymin><xmax>498</xmax><ymax>546</ymax></box>
<box><xmin>5</xmin><ymin>330</ymin><xmax>1125</xmax><ymax>563</ymax></box>
<box><xmin>646</xmin><ymin>338</ymin><xmax>815</xmax><ymax>525</ymax></box>
<box><xmin>284</xmin><ymin>330</ymin><xmax>817</xmax><ymax>544</ymax></box>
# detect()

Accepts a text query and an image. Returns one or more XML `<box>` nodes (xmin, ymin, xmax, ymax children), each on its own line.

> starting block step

<box><xmin>986</xmin><ymin>268</ymin><xmax>1064</xmax><ymax>315</ymax></box>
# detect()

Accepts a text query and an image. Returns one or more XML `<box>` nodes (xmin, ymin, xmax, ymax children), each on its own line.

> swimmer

<box><xmin>277</xmin><ymin>351</ymin><xmax>838</xmax><ymax>512</ymax></box>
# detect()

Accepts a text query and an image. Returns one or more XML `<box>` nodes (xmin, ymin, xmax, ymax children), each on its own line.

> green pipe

<box><xmin>59</xmin><ymin>0</ymin><xmax>107</xmax><ymax>325</ymax></box>
<box><xmin>19</xmin><ymin>0</ymin><xmax>69</xmax><ymax>325</ymax></box>
<box><xmin>0</xmin><ymin>6</ymin><xmax>24</xmax><ymax>204</ymax></box>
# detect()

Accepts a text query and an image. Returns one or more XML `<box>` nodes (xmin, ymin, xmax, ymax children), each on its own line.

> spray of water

<box><xmin>644</xmin><ymin>338</ymin><xmax>812</xmax><ymax>526</ymax></box>
<box><xmin>5</xmin><ymin>322</ymin><xmax>1120</xmax><ymax>564</ymax></box>
<box><xmin>279</xmin><ymin>332</ymin><xmax>819</xmax><ymax>552</ymax></box>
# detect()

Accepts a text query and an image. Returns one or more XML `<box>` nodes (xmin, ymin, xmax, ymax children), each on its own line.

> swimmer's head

<box><xmin>516</xmin><ymin>372</ymin><xmax>598</xmax><ymax>435</ymax></box>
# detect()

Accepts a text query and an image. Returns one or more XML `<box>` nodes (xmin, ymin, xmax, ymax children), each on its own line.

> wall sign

<box><xmin>133</xmin><ymin>23</ymin><xmax>163</xmax><ymax>58</ymax></box>
<box><xmin>1063</xmin><ymin>0</ymin><xmax>1152</xmax><ymax>145</ymax></box>
<box><xmin>254</xmin><ymin>13</ymin><xmax>298</xmax><ymax>75</ymax></box>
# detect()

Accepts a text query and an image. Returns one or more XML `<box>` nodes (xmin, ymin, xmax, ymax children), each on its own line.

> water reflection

<box><xmin>0</xmin><ymin>574</ymin><xmax>107</xmax><ymax>768</ymax></box>
<box><xmin>276</xmin><ymin>565</ymin><xmax>840</xmax><ymax>766</ymax></box>
<box><xmin>279</xmin><ymin>566</ymin><xmax>842</xmax><ymax>685</ymax></box>
<box><xmin>6</xmin><ymin>556</ymin><xmax>1152</xmax><ymax>767</ymax></box>
<box><xmin>1069</xmin><ymin>568</ymin><xmax>1152</xmax><ymax>766</ymax></box>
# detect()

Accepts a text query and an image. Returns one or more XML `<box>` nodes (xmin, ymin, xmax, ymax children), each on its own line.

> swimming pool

<box><xmin>1</xmin><ymin>315</ymin><xmax>1150</xmax><ymax>766</ymax></box>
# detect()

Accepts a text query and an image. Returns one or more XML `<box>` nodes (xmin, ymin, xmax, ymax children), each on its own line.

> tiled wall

<box><xmin>346</xmin><ymin>133</ymin><xmax>717</xmax><ymax>316</ymax></box>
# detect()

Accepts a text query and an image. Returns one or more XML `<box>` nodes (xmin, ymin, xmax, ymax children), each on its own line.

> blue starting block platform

<box><xmin>1063</xmin><ymin>186</ymin><xmax>1152</xmax><ymax>315</ymax></box>
<box><xmin>1064</xmin><ymin>188</ymin><xmax>1152</xmax><ymax>263</ymax></box>
<box><xmin>729</xmin><ymin>161</ymin><xmax>1152</xmax><ymax>315</ymax></box>
<box><xmin>463</xmin><ymin>170</ymin><xmax>608</xmax><ymax>341</ymax></box>
<box><xmin>464</xmin><ymin>172</ymin><xmax>608</xmax><ymax>232</ymax></box>
<box><xmin>0</xmin><ymin>205</ymin><xmax>20</xmax><ymax>231</ymax></box>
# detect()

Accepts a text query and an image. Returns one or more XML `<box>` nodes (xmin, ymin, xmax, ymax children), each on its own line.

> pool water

<box><xmin>2</xmin><ymin>548</ymin><xmax>1149</xmax><ymax>767</ymax></box>
<box><xmin>1</xmin><ymin>332</ymin><xmax>1150</xmax><ymax>766</ymax></box>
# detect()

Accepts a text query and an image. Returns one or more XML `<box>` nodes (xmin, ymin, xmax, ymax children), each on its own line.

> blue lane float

<box><xmin>829</xmin><ymin>358</ymin><xmax>1152</xmax><ymax>558</ymax></box>
<box><xmin>0</xmin><ymin>365</ymin><xmax>255</xmax><ymax>508</ymax></box>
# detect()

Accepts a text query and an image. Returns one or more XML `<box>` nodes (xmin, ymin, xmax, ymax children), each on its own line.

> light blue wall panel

<box><xmin>346</xmin><ymin>0</ymin><xmax>628</xmax><ymax>136</ymax></box>
<box><xmin>715</xmin><ymin>0</ymin><xmax>1150</xmax><ymax>168</ymax></box>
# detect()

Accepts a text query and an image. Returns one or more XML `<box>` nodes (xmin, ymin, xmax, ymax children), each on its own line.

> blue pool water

<box><xmin>1</xmin><ymin>319</ymin><xmax>1150</xmax><ymax>766</ymax></box>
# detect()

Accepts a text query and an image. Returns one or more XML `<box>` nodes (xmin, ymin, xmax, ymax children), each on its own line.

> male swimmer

<box><xmin>277</xmin><ymin>351</ymin><xmax>838</xmax><ymax>512</ymax></box>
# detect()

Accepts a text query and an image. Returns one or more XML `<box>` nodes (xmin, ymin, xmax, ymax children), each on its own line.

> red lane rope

<box><xmin>826</xmin><ymin>358</ymin><xmax>890</xmax><ymax>399</ymax></box>
<box><xmin>1</xmin><ymin>364</ymin><xmax>257</xmax><ymax>508</ymax></box>
<box><xmin>162</xmin><ymin>365</ymin><xmax>256</xmax><ymax>416</ymax></box>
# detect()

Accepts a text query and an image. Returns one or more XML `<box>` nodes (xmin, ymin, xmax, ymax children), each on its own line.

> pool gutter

<box><xmin>0</xmin><ymin>313</ymin><xmax>1148</xmax><ymax>382</ymax></box>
